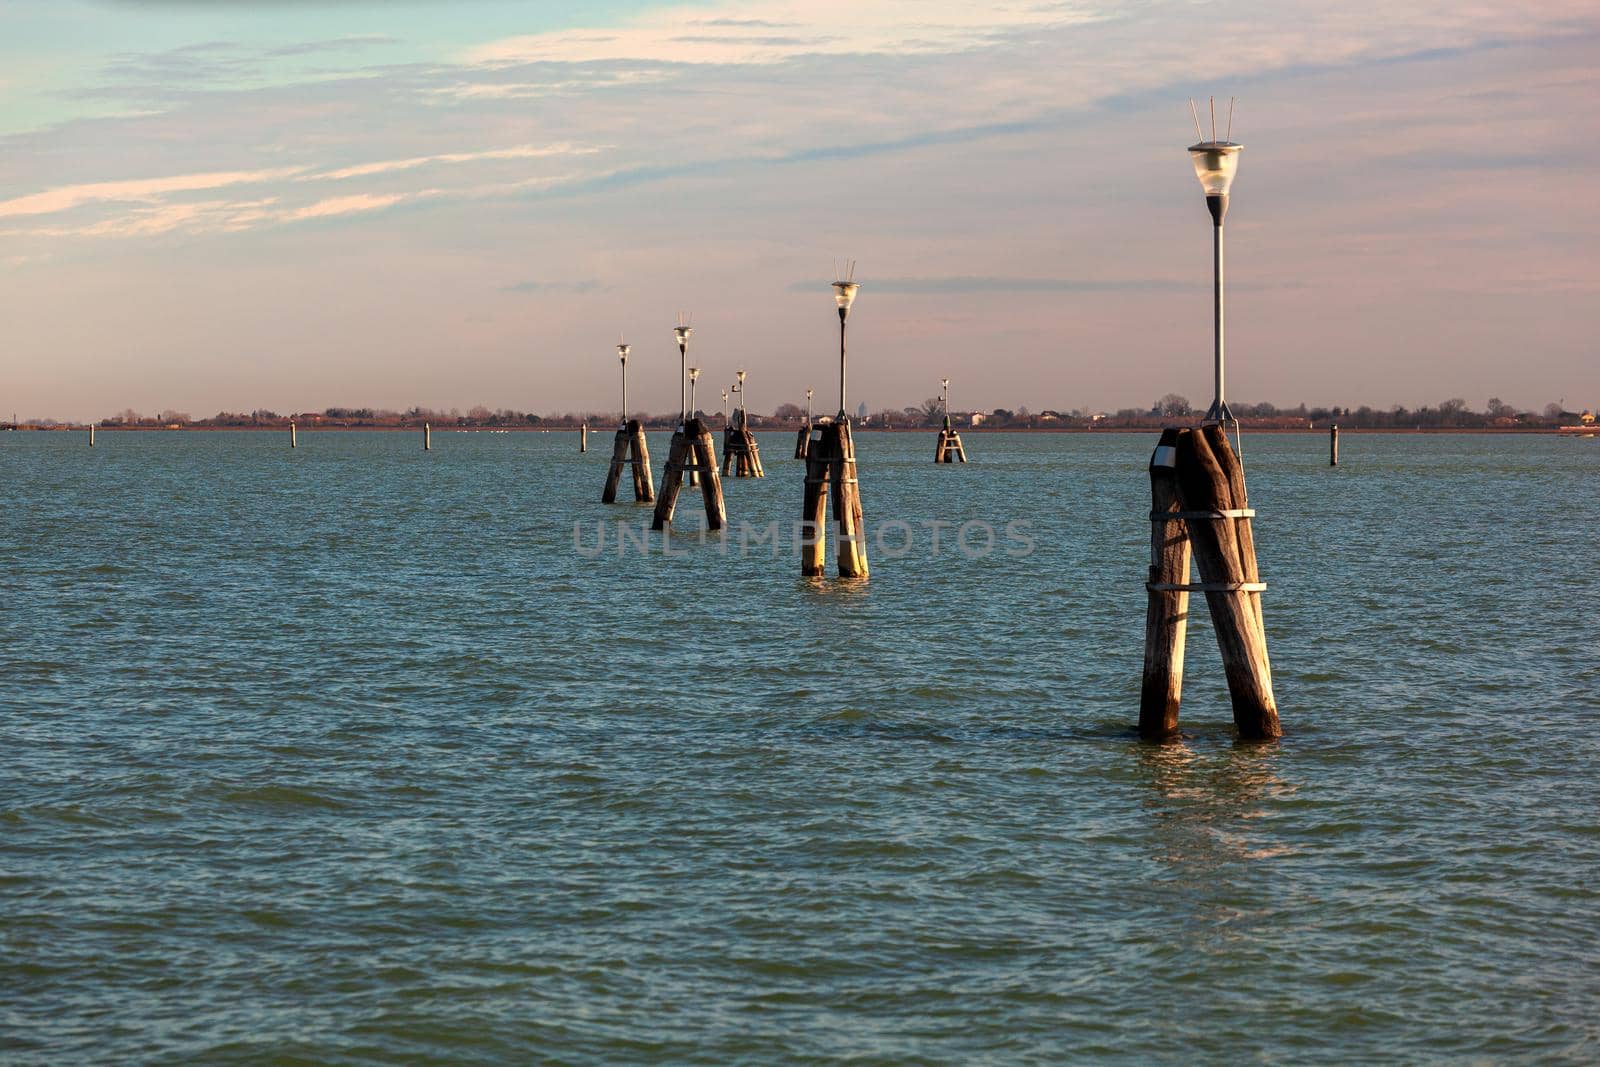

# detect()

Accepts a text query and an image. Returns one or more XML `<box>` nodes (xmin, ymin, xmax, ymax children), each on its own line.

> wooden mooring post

<box><xmin>424</xmin><ymin>422</ymin><xmax>432</xmax><ymax>451</ymax></box>
<box><xmin>933</xmin><ymin>417</ymin><xmax>967</xmax><ymax>463</ymax></box>
<box><xmin>1139</xmin><ymin>424</ymin><xmax>1280</xmax><ymax>740</ymax></box>
<box><xmin>1330</xmin><ymin>424</ymin><xmax>1339</xmax><ymax>467</ymax></box>
<box><xmin>721</xmin><ymin>410</ymin><xmax>765</xmax><ymax>478</ymax></box>
<box><xmin>89</xmin><ymin>423</ymin><xmax>95</xmax><ymax>448</ymax></box>
<box><xmin>290</xmin><ymin>421</ymin><xmax>297</xmax><ymax>449</ymax></box>
<box><xmin>651</xmin><ymin>418</ymin><xmax>725</xmax><ymax>532</ymax></box>
<box><xmin>581</xmin><ymin>423</ymin><xmax>588</xmax><ymax>453</ymax></box>
<box><xmin>602</xmin><ymin>419</ymin><xmax>654</xmax><ymax>503</ymax></box>
<box><xmin>801</xmin><ymin>419</ymin><xmax>868</xmax><ymax>579</ymax></box>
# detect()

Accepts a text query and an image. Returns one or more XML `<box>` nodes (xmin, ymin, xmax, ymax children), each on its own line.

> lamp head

<box><xmin>832</xmin><ymin>281</ymin><xmax>860</xmax><ymax>315</ymax></box>
<box><xmin>1188</xmin><ymin>140</ymin><xmax>1241</xmax><ymax>206</ymax></box>
<box><xmin>688</xmin><ymin>366</ymin><xmax>700</xmax><ymax>382</ymax></box>
<box><xmin>736</xmin><ymin>369</ymin><xmax>746</xmax><ymax>385</ymax></box>
<box><xmin>806</xmin><ymin>388</ymin><xmax>813</xmax><ymax>400</ymax></box>
<box><xmin>616</xmin><ymin>342</ymin><xmax>631</xmax><ymax>363</ymax></box>
<box><xmin>674</xmin><ymin>324</ymin><xmax>692</xmax><ymax>348</ymax></box>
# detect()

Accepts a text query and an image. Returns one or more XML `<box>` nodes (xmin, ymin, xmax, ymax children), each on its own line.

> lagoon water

<box><xmin>2</xmin><ymin>429</ymin><xmax>1597</xmax><ymax>1063</ymax></box>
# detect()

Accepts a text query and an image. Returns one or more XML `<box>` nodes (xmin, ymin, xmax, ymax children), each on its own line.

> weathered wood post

<box><xmin>581</xmin><ymin>422</ymin><xmax>588</xmax><ymax>453</ymax></box>
<box><xmin>602</xmin><ymin>419</ymin><xmax>654</xmax><ymax>503</ymax></box>
<box><xmin>932</xmin><ymin>378</ymin><xmax>968</xmax><ymax>462</ymax></box>
<box><xmin>1176</xmin><ymin>426</ymin><xmax>1279</xmax><ymax>738</ymax></box>
<box><xmin>1138</xmin><ymin>424</ymin><xmax>1279</xmax><ymax>739</ymax></box>
<box><xmin>802</xmin><ymin>419</ymin><xmax>868</xmax><ymax>578</ymax></box>
<box><xmin>1330</xmin><ymin>424</ymin><xmax>1338</xmax><ymax>467</ymax></box>
<box><xmin>290</xmin><ymin>421</ymin><xmax>297</xmax><ymax>449</ymax></box>
<box><xmin>424</xmin><ymin>422</ymin><xmax>432</xmax><ymax>451</ymax></box>
<box><xmin>720</xmin><ymin>372</ymin><xmax>764</xmax><ymax>477</ymax></box>
<box><xmin>652</xmin><ymin>418</ymin><xmax>725</xmax><ymax>532</ymax></box>
<box><xmin>1139</xmin><ymin>428</ymin><xmax>1190</xmax><ymax>738</ymax></box>
<box><xmin>89</xmin><ymin>423</ymin><xmax>95</xmax><ymax>448</ymax></box>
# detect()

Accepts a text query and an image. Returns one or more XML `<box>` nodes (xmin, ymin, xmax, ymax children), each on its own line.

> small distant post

<box><xmin>720</xmin><ymin>370</ymin><xmax>764</xmax><ymax>477</ymax></box>
<box><xmin>424</xmin><ymin>422</ymin><xmax>432</xmax><ymax>451</ymax></box>
<box><xmin>290</xmin><ymin>421</ymin><xmax>297</xmax><ymax>449</ymax></box>
<box><xmin>581</xmin><ymin>422</ymin><xmax>588</xmax><ymax>453</ymax></box>
<box><xmin>1330</xmin><ymin>424</ymin><xmax>1339</xmax><ymax>467</ymax></box>
<box><xmin>89</xmin><ymin>423</ymin><xmax>95</xmax><ymax>448</ymax></box>
<box><xmin>602</xmin><ymin>341</ymin><xmax>654</xmax><ymax>504</ymax></box>
<box><xmin>933</xmin><ymin>377</ymin><xmax>967</xmax><ymax>462</ymax></box>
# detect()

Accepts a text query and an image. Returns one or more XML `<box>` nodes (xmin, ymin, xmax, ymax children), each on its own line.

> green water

<box><xmin>3</xmin><ymin>430</ymin><xmax>1597</xmax><ymax>1062</ymax></box>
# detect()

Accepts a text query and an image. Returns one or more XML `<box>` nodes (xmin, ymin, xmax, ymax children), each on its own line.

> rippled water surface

<box><xmin>3</xmin><ymin>429</ymin><xmax>1598</xmax><ymax>1063</ymax></box>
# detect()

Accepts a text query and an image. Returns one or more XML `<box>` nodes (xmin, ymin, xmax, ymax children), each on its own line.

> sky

<box><xmin>1</xmin><ymin>0</ymin><xmax>1597</xmax><ymax>422</ymax></box>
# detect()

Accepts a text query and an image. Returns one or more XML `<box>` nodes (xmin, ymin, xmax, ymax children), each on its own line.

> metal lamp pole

<box><xmin>617</xmin><ymin>342</ymin><xmax>631</xmax><ymax>426</ymax></box>
<box><xmin>1188</xmin><ymin>101</ymin><xmax>1241</xmax><ymax>425</ymax></box>
<box><xmin>674</xmin><ymin>317</ymin><xmax>693</xmax><ymax>429</ymax></box>
<box><xmin>721</xmin><ymin>388</ymin><xmax>729</xmax><ymax>427</ymax></box>
<box><xmin>736</xmin><ymin>369</ymin><xmax>747</xmax><ymax>428</ymax></box>
<box><xmin>805</xmin><ymin>387</ymin><xmax>813</xmax><ymax>427</ymax></box>
<box><xmin>941</xmin><ymin>377</ymin><xmax>950</xmax><ymax>427</ymax></box>
<box><xmin>832</xmin><ymin>266</ymin><xmax>859</xmax><ymax>421</ymax></box>
<box><xmin>688</xmin><ymin>366</ymin><xmax>700</xmax><ymax>422</ymax></box>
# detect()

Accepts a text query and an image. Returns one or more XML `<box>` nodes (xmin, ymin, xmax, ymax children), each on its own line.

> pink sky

<box><xmin>1</xmin><ymin>1</ymin><xmax>1597</xmax><ymax>421</ymax></box>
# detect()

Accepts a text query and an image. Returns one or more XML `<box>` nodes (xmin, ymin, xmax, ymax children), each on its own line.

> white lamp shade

<box><xmin>616</xmin><ymin>343</ymin><xmax>631</xmax><ymax>361</ymax></box>
<box><xmin>674</xmin><ymin>326</ymin><xmax>692</xmax><ymax>345</ymax></box>
<box><xmin>1188</xmin><ymin>141</ymin><xmax>1241</xmax><ymax>196</ymax></box>
<box><xmin>832</xmin><ymin>281</ymin><xmax>859</xmax><ymax>310</ymax></box>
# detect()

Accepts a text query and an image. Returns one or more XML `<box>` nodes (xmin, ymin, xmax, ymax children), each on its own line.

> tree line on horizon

<box><xmin>5</xmin><ymin>395</ymin><xmax>1593</xmax><ymax>430</ymax></box>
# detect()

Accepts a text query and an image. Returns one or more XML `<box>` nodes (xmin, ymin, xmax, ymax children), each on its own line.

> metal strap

<box><xmin>1149</xmin><ymin>509</ymin><xmax>1255</xmax><ymax>522</ymax></box>
<box><xmin>1146</xmin><ymin>581</ymin><xmax>1266</xmax><ymax>593</ymax></box>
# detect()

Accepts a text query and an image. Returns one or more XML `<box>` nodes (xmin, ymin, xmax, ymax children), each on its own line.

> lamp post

<box><xmin>1188</xmin><ymin>101</ymin><xmax>1241</xmax><ymax>425</ymax></box>
<box><xmin>688</xmin><ymin>366</ymin><xmax>700</xmax><ymax>421</ymax></box>
<box><xmin>832</xmin><ymin>263</ymin><xmax>859</xmax><ymax>420</ymax></box>
<box><xmin>616</xmin><ymin>341</ymin><xmax>632</xmax><ymax>427</ymax></box>
<box><xmin>736</xmin><ymin>369</ymin><xmax>748</xmax><ymax>427</ymax></box>
<box><xmin>721</xmin><ymin>388</ymin><xmax>729</xmax><ymax>426</ymax></box>
<box><xmin>805</xmin><ymin>387</ymin><xmax>813</xmax><ymax>426</ymax></box>
<box><xmin>941</xmin><ymin>377</ymin><xmax>950</xmax><ymax>427</ymax></box>
<box><xmin>674</xmin><ymin>315</ymin><xmax>692</xmax><ymax>429</ymax></box>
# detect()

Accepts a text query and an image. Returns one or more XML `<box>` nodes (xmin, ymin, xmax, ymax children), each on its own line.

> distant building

<box><xmin>969</xmin><ymin>412</ymin><xmax>985</xmax><ymax>427</ymax></box>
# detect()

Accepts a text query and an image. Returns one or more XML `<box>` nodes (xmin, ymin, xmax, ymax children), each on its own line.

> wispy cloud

<box><xmin>465</xmin><ymin>0</ymin><xmax>1096</xmax><ymax>66</ymax></box>
<box><xmin>308</xmin><ymin>143</ymin><xmax>600</xmax><ymax>182</ymax></box>
<box><xmin>0</xmin><ymin>167</ymin><xmax>305</xmax><ymax>219</ymax></box>
<box><xmin>282</xmin><ymin>193</ymin><xmax>405</xmax><ymax>222</ymax></box>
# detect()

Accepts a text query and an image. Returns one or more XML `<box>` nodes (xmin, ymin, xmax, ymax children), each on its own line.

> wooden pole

<box><xmin>602</xmin><ymin>425</ymin><xmax>629</xmax><ymax>503</ymax></box>
<box><xmin>1139</xmin><ymin>427</ymin><xmax>1190</xmax><ymax>738</ymax></box>
<box><xmin>290</xmin><ymin>421</ymin><xmax>297</xmax><ymax>449</ymax></box>
<box><xmin>1174</xmin><ymin>427</ymin><xmax>1280</xmax><ymax>739</ymax></box>
<box><xmin>628</xmin><ymin>419</ymin><xmax>654</xmax><ymax>502</ymax></box>
<box><xmin>424</xmin><ymin>422</ymin><xmax>431</xmax><ymax>451</ymax></box>
<box><xmin>581</xmin><ymin>423</ymin><xmax>588</xmax><ymax>453</ymax></box>
<box><xmin>1330</xmin><ymin>424</ymin><xmax>1339</xmax><ymax>467</ymax></box>
<box><xmin>800</xmin><ymin>423</ymin><xmax>832</xmax><ymax>576</ymax></box>
<box><xmin>89</xmin><ymin>423</ymin><xmax>95</xmax><ymax>448</ymax></box>
<box><xmin>651</xmin><ymin>429</ymin><xmax>690</xmax><ymax>531</ymax></box>
<box><xmin>834</xmin><ymin>421</ymin><xmax>868</xmax><ymax>578</ymax></box>
<box><xmin>795</xmin><ymin>426</ymin><xmax>810</xmax><ymax>459</ymax></box>
<box><xmin>690</xmin><ymin>419</ymin><xmax>726</xmax><ymax>532</ymax></box>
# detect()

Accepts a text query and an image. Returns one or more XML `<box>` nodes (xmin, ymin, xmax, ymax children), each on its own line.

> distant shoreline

<box><xmin>7</xmin><ymin>424</ymin><xmax>1592</xmax><ymax>436</ymax></box>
